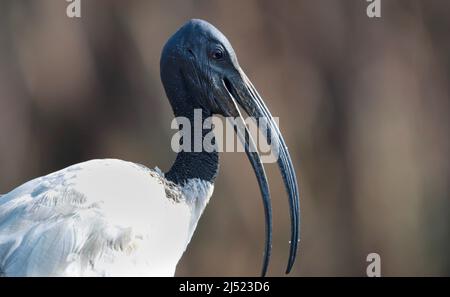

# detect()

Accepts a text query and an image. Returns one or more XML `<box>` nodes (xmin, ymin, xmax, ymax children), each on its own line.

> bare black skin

<box><xmin>161</xmin><ymin>19</ymin><xmax>300</xmax><ymax>276</ymax></box>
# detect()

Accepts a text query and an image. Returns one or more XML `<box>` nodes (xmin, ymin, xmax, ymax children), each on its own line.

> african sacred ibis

<box><xmin>0</xmin><ymin>19</ymin><xmax>299</xmax><ymax>277</ymax></box>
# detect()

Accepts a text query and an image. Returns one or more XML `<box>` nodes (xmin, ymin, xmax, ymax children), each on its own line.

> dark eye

<box><xmin>211</xmin><ymin>48</ymin><xmax>224</xmax><ymax>60</ymax></box>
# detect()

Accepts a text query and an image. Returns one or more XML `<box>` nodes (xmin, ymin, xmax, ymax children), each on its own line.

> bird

<box><xmin>0</xmin><ymin>19</ymin><xmax>299</xmax><ymax>277</ymax></box>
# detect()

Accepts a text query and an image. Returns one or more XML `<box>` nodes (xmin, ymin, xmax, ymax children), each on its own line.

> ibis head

<box><xmin>160</xmin><ymin>19</ymin><xmax>300</xmax><ymax>276</ymax></box>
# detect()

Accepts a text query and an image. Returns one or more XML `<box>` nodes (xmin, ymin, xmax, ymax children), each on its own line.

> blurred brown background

<box><xmin>0</xmin><ymin>0</ymin><xmax>449</xmax><ymax>276</ymax></box>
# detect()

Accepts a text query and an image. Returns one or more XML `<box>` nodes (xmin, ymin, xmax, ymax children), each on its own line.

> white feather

<box><xmin>0</xmin><ymin>159</ymin><xmax>213</xmax><ymax>276</ymax></box>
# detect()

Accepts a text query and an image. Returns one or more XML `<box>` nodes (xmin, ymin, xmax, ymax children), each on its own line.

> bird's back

<box><xmin>0</xmin><ymin>159</ymin><xmax>194</xmax><ymax>276</ymax></box>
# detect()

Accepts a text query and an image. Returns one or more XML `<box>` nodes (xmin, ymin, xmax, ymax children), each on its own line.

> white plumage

<box><xmin>0</xmin><ymin>159</ymin><xmax>213</xmax><ymax>276</ymax></box>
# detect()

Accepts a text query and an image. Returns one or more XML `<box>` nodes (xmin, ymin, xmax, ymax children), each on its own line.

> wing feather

<box><xmin>0</xmin><ymin>159</ymin><xmax>195</xmax><ymax>276</ymax></box>
<box><xmin>0</xmin><ymin>161</ymin><xmax>152</xmax><ymax>276</ymax></box>
<box><xmin>0</xmin><ymin>184</ymin><xmax>136</xmax><ymax>276</ymax></box>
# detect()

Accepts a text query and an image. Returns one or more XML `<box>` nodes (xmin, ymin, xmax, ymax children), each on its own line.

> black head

<box><xmin>160</xmin><ymin>19</ymin><xmax>242</xmax><ymax>117</ymax></box>
<box><xmin>160</xmin><ymin>19</ymin><xmax>300</xmax><ymax>276</ymax></box>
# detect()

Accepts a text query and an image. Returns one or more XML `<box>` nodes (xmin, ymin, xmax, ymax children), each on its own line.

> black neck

<box><xmin>165</xmin><ymin>114</ymin><xmax>219</xmax><ymax>185</ymax></box>
<box><xmin>166</xmin><ymin>150</ymin><xmax>219</xmax><ymax>186</ymax></box>
<box><xmin>162</xmin><ymin>70</ymin><xmax>219</xmax><ymax>186</ymax></box>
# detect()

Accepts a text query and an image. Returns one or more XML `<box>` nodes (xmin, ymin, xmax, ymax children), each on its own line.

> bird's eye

<box><xmin>211</xmin><ymin>48</ymin><xmax>224</xmax><ymax>60</ymax></box>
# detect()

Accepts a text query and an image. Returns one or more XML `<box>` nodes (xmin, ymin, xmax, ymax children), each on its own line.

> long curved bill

<box><xmin>217</xmin><ymin>83</ymin><xmax>272</xmax><ymax>277</ymax></box>
<box><xmin>219</xmin><ymin>68</ymin><xmax>300</xmax><ymax>276</ymax></box>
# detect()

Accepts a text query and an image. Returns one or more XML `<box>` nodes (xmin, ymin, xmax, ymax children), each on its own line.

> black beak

<box><xmin>217</xmin><ymin>68</ymin><xmax>300</xmax><ymax>276</ymax></box>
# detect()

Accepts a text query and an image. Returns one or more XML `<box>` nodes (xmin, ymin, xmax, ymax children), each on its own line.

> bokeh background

<box><xmin>0</xmin><ymin>0</ymin><xmax>449</xmax><ymax>276</ymax></box>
